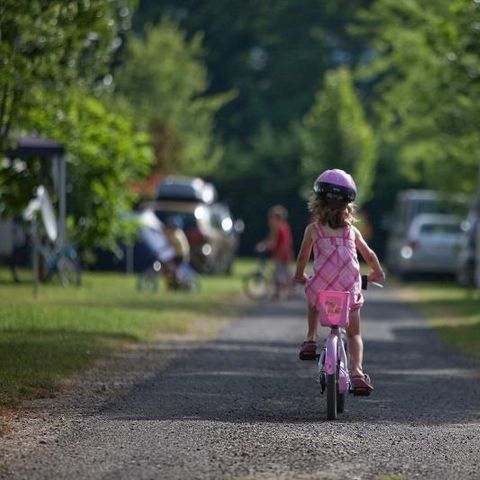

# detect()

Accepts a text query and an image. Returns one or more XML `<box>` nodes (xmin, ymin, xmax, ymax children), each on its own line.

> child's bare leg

<box><xmin>306</xmin><ymin>304</ymin><xmax>318</xmax><ymax>342</ymax></box>
<box><xmin>346</xmin><ymin>309</ymin><xmax>364</xmax><ymax>377</ymax></box>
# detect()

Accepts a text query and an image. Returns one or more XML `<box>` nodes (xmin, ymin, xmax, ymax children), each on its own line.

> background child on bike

<box><xmin>256</xmin><ymin>205</ymin><xmax>294</xmax><ymax>299</ymax></box>
<box><xmin>294</xmin><ymin>169</ymin><xmax>385</xmax><ymax>393</ymax></box>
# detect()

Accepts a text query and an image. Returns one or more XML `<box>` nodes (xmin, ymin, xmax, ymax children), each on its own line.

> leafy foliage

<box><xmin>0</xmin><ymin>0</ymin><xmax>156</xmax><ymax>253</ymax></box>
<box><xmin>216</xmin><ymin>124</ymin><xmax>308</xmax><ymax>251</ymax></box>
<box><xmin>129</xmin><ymin>1</ymin><xmax>376</xmax><ymax>252</ymax></box>
<box><xmin>115</xmin><ymin>19</ymin><xmax>233</xmax><ymax>176</ymax></box>
<box><xmin>132</xmin><ymin>0</ymin><xmax>373</xmax><ymax>141</ymax></box>
<box><xmin>299</xmin><ymin>67</ymin><xmax>377</xmax><ymax>204</ymax></box>
<box><xmin>0</xmin><ymin>0</ymin><xmax>136</xmax><ymax>148</ymax></box>
<box><xmin>3</xmin><ymin>89</ymin><xmax>154</xmax><ymax>252</ymax></box>
<box><xmin>5</xmin><ymin>0</ymin><xmax>477</xmax><ymax>257</ymax></box>
<box><xmin>358</xmin><ymin>0</ymin><xmax>480</xmax><ymax>194</ymax></box>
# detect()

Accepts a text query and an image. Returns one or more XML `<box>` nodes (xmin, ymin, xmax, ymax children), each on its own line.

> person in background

<box><xmin>164</xmin><ymin>216</ymin><xmax>191</xmax><ymax>287</ymax></box>
<box><xmin>256</xmin><ymin>205</ymin><xmax>294</xmax><ymax>298</ymax></box>
<box><xmin>135</xmin><ymin>210</ymin><xmax>176</xmax><ymax>291</ymax></box>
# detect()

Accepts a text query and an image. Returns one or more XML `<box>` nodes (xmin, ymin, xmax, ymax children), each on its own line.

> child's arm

<box><xmin>353</xmin><ymin>226</ymin><xmax>385</xmax><ymax>283</ymax></box>
<box><xmin>294</xmin><ymin>224</ymin><xmax>314</xmax><ymax>284</ymax></box>
<box><xmin>255</xmin><ymin>227</ymin><xmax>276</xmax><ymax>252</ymax></box>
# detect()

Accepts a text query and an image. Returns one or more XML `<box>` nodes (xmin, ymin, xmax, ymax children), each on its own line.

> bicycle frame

<box><xmin>315</xmin><ymin>278</ymin><xmax>382</xmax><ymax>418</ymax></box>
<box><xmin>38</xmin><ymin>242</ymin><xmax>78</xmax><ymax>275</ymax></box>
<box><xmin>256</xmin><ymin>253</ymin><xmax>270</xmax><ymax>277</ymax></box>
<box><xmin>319</xmin><ymin>326</ymin><xmax>351</xmax><ymax>394</ymax></box>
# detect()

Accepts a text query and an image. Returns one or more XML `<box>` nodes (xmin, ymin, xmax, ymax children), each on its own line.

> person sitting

<box><xmin>164</xmin><ymin>216</ymin><xmax>191</xmax><ymax>288</ymax></box>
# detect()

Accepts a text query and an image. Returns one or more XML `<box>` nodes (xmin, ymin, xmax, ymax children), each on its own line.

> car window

<box><xmin>156</xmin><ymin>180</ymin><xmax>217</xmax><ymax>204</ymax></box>
<box><xmin>420</xmin><ymin>223</ymin><xmax>461</xmax><ymax>235</ymax></box>
<box><xmin>210</xmin><ymin>211</ymin><xmax>223</xmax><ymax>229</ymax></box>
<box><xmin>412</xmin><ymin>199</ymin><xmax>439</xmax><ymax>217</ymax></box>
<box><xmin>153</xmin><ymin>210</ymin><xmax>197</xmax><ymax>230</ymax></box>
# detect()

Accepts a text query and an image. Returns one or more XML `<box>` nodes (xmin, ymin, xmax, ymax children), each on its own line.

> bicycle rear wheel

<box><xmin>57</xmin><ymin>256</ymin><xmax>81</xmax><ymax>287</ymax></box>
<box><xmin>337</xmin><ymin>389</ymin><xmax>345</xmax><ymax>414</ymax></box>
<box><xmin>326</xmin><ymin>373</ymin><xmax>337</xmax><ymax>420</ymax></box>
<box><xmin>242</xmin><ymin>272</ymin><xmax>272</xmax><ymax>300</ymax></box>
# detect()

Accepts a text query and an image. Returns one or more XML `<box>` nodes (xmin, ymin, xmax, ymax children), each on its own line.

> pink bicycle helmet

<box><xmin>313</xmin><ymin>169</ymin><xmax>357</xmax><ymax>203</ymax></box>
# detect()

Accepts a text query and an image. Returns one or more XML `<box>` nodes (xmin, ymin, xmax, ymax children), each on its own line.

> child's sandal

<box><xmin>299</xmin><ymin>341</ymin><xmax>317</xmax><ymax>361</ymax></box>
<box><xmin>352</xmin><ymin>373</ymin><xmax>374</xmax><ymax>396</ymax></box>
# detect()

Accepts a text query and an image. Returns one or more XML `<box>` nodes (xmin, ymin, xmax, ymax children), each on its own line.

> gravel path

<box><xmin>2</xmin><ymin>287</ymin><xmax>480</xmax><ymax>480</ymax></box>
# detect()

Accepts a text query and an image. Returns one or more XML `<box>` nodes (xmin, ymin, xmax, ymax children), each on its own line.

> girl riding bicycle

<box><xmin>294</xmin><ymin>169</ymin><xmax>385</xmax><ymax>394</ymax></box>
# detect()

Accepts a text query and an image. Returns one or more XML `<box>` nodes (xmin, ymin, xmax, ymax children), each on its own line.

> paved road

<box><xmin>4</xmin><ymin>288</ymin><xmax>480</xmax><ymax>479</ymax></box>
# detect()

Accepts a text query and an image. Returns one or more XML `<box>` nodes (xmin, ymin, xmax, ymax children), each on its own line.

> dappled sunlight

<box><xmin>0</xmin><ymin>267</ymin><xmax>248</xmax><ymax>408</ymax></box>
<box><xmin>100</xmin><ymin>294</ymin><xmax>480</xmax><ymax>427</ymax></box>
<box><xmin>393</xmin><ymin>283</ymin><xmax>480</xmax><ymax>361</ymax></box>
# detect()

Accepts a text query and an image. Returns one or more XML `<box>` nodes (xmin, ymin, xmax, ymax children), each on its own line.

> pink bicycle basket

<box><xmin>317</xmin><ymin>291</ymin><xmax>350</xmax><ymax>327</ymax></box>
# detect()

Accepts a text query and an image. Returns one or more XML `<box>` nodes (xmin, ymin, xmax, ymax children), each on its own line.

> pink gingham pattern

<box><xmin>305</xmin><ymin>222</ymin><xmax>363</xmax><ymax>311</ymax></box>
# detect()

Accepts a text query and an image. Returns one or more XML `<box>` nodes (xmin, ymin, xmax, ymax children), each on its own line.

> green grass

<box><xmin>0</xmin><ymin>260</ymin><xmax>254</xmax><ymax>408</ymax></box>
<box><xmin>401</xmin><ymin>282</ymin><xmax>480</xmax><ymax>361</ymax></box>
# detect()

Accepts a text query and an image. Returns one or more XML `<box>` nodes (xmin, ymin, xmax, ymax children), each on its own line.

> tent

<box><xmin>5</xmin><ymin>135</ymin><xmax>67</xmax><ymax>244</ymax></box>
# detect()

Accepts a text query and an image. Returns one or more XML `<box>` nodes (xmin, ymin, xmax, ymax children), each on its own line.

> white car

<box><xmin>385</xmin><ymin>189</ymin><xmax>468</xmax><ymax>273</ymax></box>
<box><xmin>396</xmin><ymin>214</ymin><xmax>463</xmax><ymax>276</ymax></box>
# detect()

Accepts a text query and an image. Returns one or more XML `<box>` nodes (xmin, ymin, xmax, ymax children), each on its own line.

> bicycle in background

<box><xmin>137</xmin><ymin>260</ymin><xmax>201</xmax><ymax>293</ymax></box>
<box><xmin>243</xmin><ymin>252</ymin><xmax>302</xmax><ymax>300</ymax></box>
<box><xmin>37</xmin><ymin>239</ymin><xmax>82</xmax><ymax>287</ymax></box>
<box><xmin>242</xmin><ymin>252</ymin><xmax>273</xmax><ymax>300</ymax></box>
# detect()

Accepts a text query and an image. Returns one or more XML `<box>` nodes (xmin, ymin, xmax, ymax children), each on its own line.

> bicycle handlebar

<box><xmin>361</xmin><ymin>275</ymin><xmax>384</xmax><ymax>290</ymax></box>
<box><xmin>292</xmin><ymin>274</ymin><xmax>384</xmax><ymax>290</ymax></box>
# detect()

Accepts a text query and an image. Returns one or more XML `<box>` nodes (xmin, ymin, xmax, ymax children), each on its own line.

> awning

<box><xmin>5</xmin><ymin>135</ymin><xmax>65</xmax><ymax>158</ymax></box>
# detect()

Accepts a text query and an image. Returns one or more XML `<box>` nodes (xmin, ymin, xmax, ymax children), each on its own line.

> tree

<box><xmin>358</xmin><ymin>0</ymin><xmax>480</xmax><ymax>194</ymax></box>
<box><xmin>132</xmin><ymin>0</ymin><xmax>373</xmax><ymax>141</ymax></box>
<box><xmin>125</xmin><ymin>1</ymin><xmax>380</xmax><ymax>252</ymax></box>
<box><xmin>9</xmin><ymin>89</ymin><xmax>154</xmax><ymax>253</ymax></box>
<box><xmin>128</xmin><ymin>2</ymin><xmax>381</xmax><ymax>251</ymax></box>
<box><xmin>0</xmin><ymin>0</ymin><xmax>155</xmax><ymax>253</ymax></box>
<box><xmin>0</xmin><ymin>0</ymin><xmax>136</xmax><ymax>150</ymax></box>
<box><xmin>115</xmin><ymin>19</ymin><xmax>233</xmax><ymax>177</ymax></box>
<box><xmin>215</xmin><ymin>123</ymin><xmax>307</xmax><ymax>253</ymax></box>
<box><xmin>299</xmin><ymin>67</ymin><xmax>378</xmax><ymax>204</ymax></box>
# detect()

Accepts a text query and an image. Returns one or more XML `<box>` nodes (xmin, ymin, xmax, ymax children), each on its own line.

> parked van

<box><xmin>386</xmin><ymin>190</ymin><xmax>468</xmax><ymax>274</ymax></box>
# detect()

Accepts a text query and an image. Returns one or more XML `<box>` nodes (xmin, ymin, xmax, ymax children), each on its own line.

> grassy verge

<box><xmin>0</xmin><ymin>260</ymin><xmax>254</xmax><ymax>409</ymax></box>
<box><xmin>400</xmin><ymin>282</ymin><xmax>480</xmax><ymax>361</ymax></box>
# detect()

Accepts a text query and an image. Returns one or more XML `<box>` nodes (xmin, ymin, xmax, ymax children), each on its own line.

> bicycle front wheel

<box><xmin>242</xmin><ymin>272</ymin><xmax>272</xmax><ymax>300</ymax></box>
<box><xmin>326</xmin><ymin>373</ymin><xmax>337</xmax><ymax>420</ymax></box>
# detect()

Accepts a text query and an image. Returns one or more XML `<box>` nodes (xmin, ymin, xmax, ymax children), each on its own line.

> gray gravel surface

<box><xmin>2</xmin><ymin>288</ymin><xmax>480</xmax><ymax>480</ymax></box>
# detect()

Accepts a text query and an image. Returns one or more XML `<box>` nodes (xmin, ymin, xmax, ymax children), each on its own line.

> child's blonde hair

<box><xmin>308</xmin><ymin>193</ymin><xmax>356</xmax><ymax>229</ymax></box>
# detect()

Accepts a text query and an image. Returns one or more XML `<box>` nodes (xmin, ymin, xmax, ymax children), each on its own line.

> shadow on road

<box><xmin>101</xmin><ymin>296</ymin><xmax>480</xmax><ymax>426</ymax></box>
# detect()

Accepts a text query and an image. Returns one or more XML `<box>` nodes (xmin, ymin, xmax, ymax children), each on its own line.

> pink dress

<box><xmin>305</xmin><ymin>222</ymin><xmax>364</xmax><ymax>311</ymax></box>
